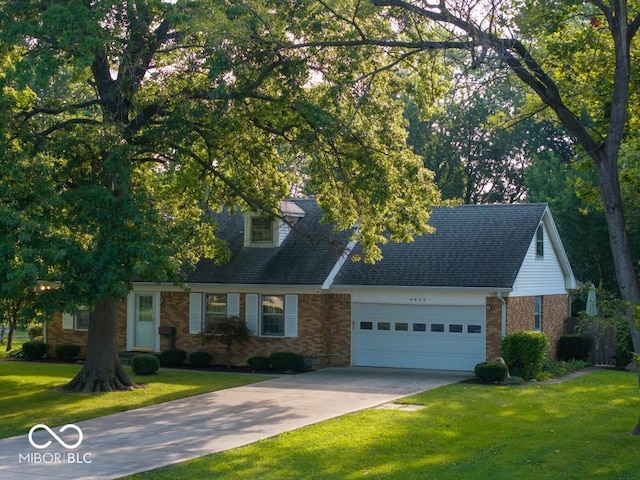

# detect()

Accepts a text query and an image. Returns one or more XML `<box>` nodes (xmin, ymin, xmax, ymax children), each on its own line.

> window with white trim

<box><xmin>62</xmin><ymin>307</ymin><xmax>90</xmax><ymax>331</ymax></box>
<box><xmin>262</xmin><ymin>295</ymin><xmax>285</xmax><ymax>336</ymax></box>
<box><xmin>244</xmin><ymin>294</ymin><xmax>298</xmax><ymax>337</ymax></box>
<box><xmin>534</xmin><ymin>296</ymin><xmax>542</xmax><ymax>331</ymax></box>
<box><xmin>189</xmin><ymin>293</ymin><xmax>240</xmax><ymax>334</ymax></box>
<box><xmin>536</xmin><ymin>225</ymin><xmax>544</xmax><ymax>257</ymax></box>
<box><xmin>75</xmin><ymin>308</ymin><xmax>91</xmax><ymax>330</ymax></box>
<box><xmin>205</xmin><ymin>294</ymin><xmax>227</xmax><ymax>331</ymax></box>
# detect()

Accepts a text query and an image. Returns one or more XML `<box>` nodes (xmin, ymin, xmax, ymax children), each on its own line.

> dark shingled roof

<box><xmin>185</xmin><ymin>201</ymin><xmax>548</xmax><ymax>289</ymax></box>
<box><xmin>186</xmin><ymin>199</ymin><xmax>350</xmax><ymax>286</ymax></box>
<box><xmin>333</xmin><ymin>203</ymin><xmax>548</xmax><ymax>289</ymax></box>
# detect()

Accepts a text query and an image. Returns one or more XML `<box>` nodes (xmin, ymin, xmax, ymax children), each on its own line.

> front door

<box><xmin>133</xmin><ymin>294</ymin><xmax>156</xmax><ymax>351</ymax></box>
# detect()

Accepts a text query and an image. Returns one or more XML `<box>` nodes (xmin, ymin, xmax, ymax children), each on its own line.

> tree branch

<box><xmin>278</xmin><ymin>38</ymin><xmax>474</xmax><ymax>51</ymax></box>
<box><xmin>15</xmin><ymin>100</ymin><xmax>102</xmax><ymax>120</ymax></box>
<box><xmin>37</xmin><ymin>118</ymin><xmax>102</xmax><ymax>138</ymax></box>
<box><xmin>629</xmin><ymin>12</ymin><xmax>640</xmax><ymax>37</ymax></box>
<box><xmin>370</xmin><ymin>0</ymin><xmax>601</xmax><ymax>156</ymax></box>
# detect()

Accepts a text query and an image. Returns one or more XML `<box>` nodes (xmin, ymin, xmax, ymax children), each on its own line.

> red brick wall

<box><xmin>506</xmin><ymin>296</ymin><xmax>532</xmax><ymax>333</ymax></box>
<box><xmin>45</xmin><ymin>301</ymin><xmax>127</xmax><ymax>358</ymax></box>
<box><xmin>505</xmin><ymin>294</ymin><xmax>569</xmax><ymax>360</ymax></box>
<box><xmin>485</xmin><ymin>297</ymin><xmax>503</xmax><ymax>361</ymax></box>
<box><xmin>542</xmin><ymin>295</ymin><xmax>569</xmax><ymax>360</ymax></box>
<box><xmin>46</xmin><ymin>291</ymin><xmax>567</xmax><ymax>367</ymax></box>
<box><xmin>46</xmin><ymin>312</ymin><xmax>89</xmax><ymax>358</ymax></box>
<box><xmin>159</xmin><ymin>292</ymin><xmax>352</xmax><ymax>369</ymax></box>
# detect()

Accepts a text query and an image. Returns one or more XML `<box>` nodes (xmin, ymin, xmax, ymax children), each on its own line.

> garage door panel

<box><xmin>353</xmin><ymin>303</ymin><xmax>485</xmax><ymax>371</ymax></box>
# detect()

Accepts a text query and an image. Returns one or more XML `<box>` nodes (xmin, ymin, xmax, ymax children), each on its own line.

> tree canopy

<box><xmin>0</xmin><ymin>0</ymin><xmax>439</xmax><ymax>391</ymax></box>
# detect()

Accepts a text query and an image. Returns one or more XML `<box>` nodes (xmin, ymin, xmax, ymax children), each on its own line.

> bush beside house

<box><xmin>54</xmin><ymin>344</ymin><xmax>81</xmax><ymax>362</ymax></box>
<box><xmin>474</xmin><ymin>361</ymin><xmax>509</xmax><ymax>383</ymax></box>
<box><xmin>501</xmin><ymin>331</ymin><xmax>549</xmax><ymax>380</ymax></box>
<box><xmin>21</xmin><ymin>340</ymin><xmax>47</xmax><ymax>361</ymax></box>
<box><xmin>131</xmin><ymin>354</ymin><xmax>160</xmax><ymax>375</ymax></box>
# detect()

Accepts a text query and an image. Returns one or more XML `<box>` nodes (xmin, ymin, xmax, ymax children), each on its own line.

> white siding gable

<box><xmin>511</xmin><ymin>222</ymin><xmax>568</xmax><ymax>296</ymax></box>
<box><xmin>278</xmin><ymin>219</ymin><xmax>291</xmax><ymax>246</ymax></box>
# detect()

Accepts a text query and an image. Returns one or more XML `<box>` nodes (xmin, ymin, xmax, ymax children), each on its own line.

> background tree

<box><xmin>405</xmin><ymin>72</ymin><xmax>573</xmax><ymax>203</ymax></box>
<box><xmin>0</xmin><ymin>1</ymin><xmax>438</xmax><ymax>391</ymax></box>
<box><xmin>0</xmin><ymin>52</ymin><xmax>56</xmax><ymax>351</ymax></box>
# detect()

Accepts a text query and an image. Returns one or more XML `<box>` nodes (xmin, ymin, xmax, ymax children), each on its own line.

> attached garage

<box><xmin>352</xmin><ymin>303</ymin><xmax>486</xmax><ymax>371</ymax></box>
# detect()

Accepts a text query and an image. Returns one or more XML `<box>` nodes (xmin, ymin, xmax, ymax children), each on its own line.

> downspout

<box><xmin>497</xmin><ymin>292</ymin><xmax>507</xmax><ymax>338</ymax></box>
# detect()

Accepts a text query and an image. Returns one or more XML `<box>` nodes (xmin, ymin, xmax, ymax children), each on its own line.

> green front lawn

<box><xmin>127</xmin><ymin>370</ymin><xmax>640</xmax><ymax>480</ymax></box>
<box><xmin>0</xmin><ymin>361</ymin><xmax>269</xmax><ymax>439</ymax></box>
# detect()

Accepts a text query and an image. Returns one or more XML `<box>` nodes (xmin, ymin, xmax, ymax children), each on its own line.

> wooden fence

<box><xmin>565</xmin><ymin>316</ymin><xmax>616</xmax><ymax>366</ymax></box>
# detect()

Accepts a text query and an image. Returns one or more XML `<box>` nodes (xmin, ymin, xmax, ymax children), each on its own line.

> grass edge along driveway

<box><xmin>126</xmin><ymin>369</ymin><xmax>640</xmax><ymax>480</ymax></box>
<box><xmin>0</xmin><ymin>361</ymin><xmax>270</xmax><ymax>440</ymax></box>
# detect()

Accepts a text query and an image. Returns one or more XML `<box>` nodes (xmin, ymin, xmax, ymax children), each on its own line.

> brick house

<box><xmin>45</xmin><ymin>200</ymin><xmax>577</xmax><ymax>371</ymax></box>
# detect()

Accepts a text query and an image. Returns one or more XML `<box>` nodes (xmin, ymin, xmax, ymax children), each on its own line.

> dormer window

<box><xmin>243</xmin><ymin>201</ymin><xmax>306</xmax><ymax>248</ymax></box>
<box><xmin>251</xmin><ymin>216</ymin><xmax>274</xmax><ymax>244</ymax></box>
<box><xmin>244</xmin><ymin>214</ymin><xmax>277</xmax><ymax>247</ymax></box>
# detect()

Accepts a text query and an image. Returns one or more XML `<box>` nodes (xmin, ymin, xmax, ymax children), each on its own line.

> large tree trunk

<box><xmin>64</xmin><ymin>298</ymin><xmax>138</xmax><ymax>393</ymax></box>
<box><xmin>594</xmin><ymin>150</ymin><xmax>640</xmax><ymax>435</ymax></box>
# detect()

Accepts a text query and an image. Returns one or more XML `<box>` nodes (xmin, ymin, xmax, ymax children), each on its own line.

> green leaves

<box><xmin>0</xmin><ymin>0</ymin><xmax>443</xmax><ymax>314</ymax></box>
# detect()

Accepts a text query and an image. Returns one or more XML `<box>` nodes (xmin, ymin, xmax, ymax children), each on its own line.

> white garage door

<box><xmin>352</xmin><ymin>303</ymin><xmax>486</xmax><ymax>371</ymax></box>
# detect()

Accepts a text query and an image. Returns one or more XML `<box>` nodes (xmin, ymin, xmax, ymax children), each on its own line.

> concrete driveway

<box><xmin>0</xmin><ymin>367</ymin><xmax>469</xmax><ymax>480</ymax></box>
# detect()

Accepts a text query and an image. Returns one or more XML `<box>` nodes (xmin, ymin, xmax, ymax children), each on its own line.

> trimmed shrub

<box><xmin>28</xmin><ymin>324</ymin><xmax>43</xmax><ymax>340</ymax></box>
<box><xmin>54</xmin><ymin>344</ymin><xmax>81</xmax><ymax>362</ymax></box>
<box><xmin>269</xmin><ymin>351</ymin><xmax>304</xmax><ymax>372</ymax></box>
<box><xmin>131</xmin><ymin>354</ymin><xmax>160</xmax><ymax>375</ymax></box>
<box><xmin>160</xmin><ymin>349</ymin><xmax>187</xmax><ymax>367</ymax></box>
<box><xmin>558</xmin><ymin>334</ymin><xmax>591</xmax><ymax>361</ymax></box>
<box><xmin>247</xmin><ymin>356</ymin><xmax>271</xmax><ymax>370</ymax></box>
<box><xmin>474</xmin><ymin>361</ymin><xmax>508</xmax><ymax>383</ymax></box>
<box><xmin>189</xmin><ymin>351</ymin><xmax>213</xmax><ymax>368</ymax></box>
<box><xmin>22</xmin><ymin>340</ymin><xmax>47</xmax><ymax>360</ymax></box>
<box><xmin>501</xmin><ymin>331</ymin><xmax>549</xmax><ymax>381</ymax></box>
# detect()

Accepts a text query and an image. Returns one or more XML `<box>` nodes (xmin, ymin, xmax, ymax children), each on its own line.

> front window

<box><xmin>75</xmin><ymin>308</ymin><xmax>90</xmax><ymax>331</ymax></box>
<box><xmin>205</xmin><ymin>294</ymin><xmax>227</xmax><ymax>330</ymax></box>
<box><xmin>262</xmin><ymin>295</ymin><xmax>284</xmax><ymax>336</ymax></box>
<box><xmin>534</xmin><ymin>296</ymin><xmax>542</xmax><ymax>331</ymax></box>
<box><xmin>251</xmin><ymin>217</ymin><xmax>274</xmax><ymax>244</ymax></box>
